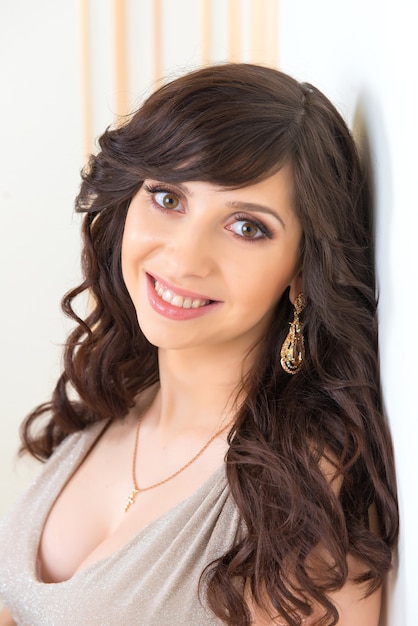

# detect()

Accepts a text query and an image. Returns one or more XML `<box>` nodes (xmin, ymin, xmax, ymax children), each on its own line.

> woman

<box><xmin>0</xmin><ymin>64</ymin><xmax>398</xmax><ymax>625</ymax></box>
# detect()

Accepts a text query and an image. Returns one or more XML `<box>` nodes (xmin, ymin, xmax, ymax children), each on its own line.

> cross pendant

<box><xmin>124</xmin><ymin>487</ymin><xmax>139</xmax><ymax>512</ymax></box>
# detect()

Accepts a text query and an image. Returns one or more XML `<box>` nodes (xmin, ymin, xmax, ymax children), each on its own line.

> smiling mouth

<box><xmin>153</xmin><ymin>280</ymin><xmax>212</xmax><ymax>309</ymax></box>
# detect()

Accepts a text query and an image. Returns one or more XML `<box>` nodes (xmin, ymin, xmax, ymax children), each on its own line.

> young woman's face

<box><xmin>121</xmin><ymin>167</ymin><xmax>302</xmax><ymax>355</ymax></box>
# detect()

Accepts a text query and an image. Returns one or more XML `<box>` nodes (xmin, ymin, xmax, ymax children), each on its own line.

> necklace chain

<box><xmin>124</xmin><ymin>415</ymin><xmax>232</xmax><ymax>512</ymax></box>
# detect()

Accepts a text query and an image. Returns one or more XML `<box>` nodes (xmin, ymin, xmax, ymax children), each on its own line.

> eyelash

<box><xmin>143</xmin><ymin>184</ymin><xmax>181</xmax><ymax>213</ymax></box>
<box><xmin>142</xmin><ymin>183</ymin><xmax>274</xmax><ymax>241</ymax></box>
<box><xmin>232</xmin><ymin>213</ymin><xmax>274</xmax><ymax>240</ymax></box>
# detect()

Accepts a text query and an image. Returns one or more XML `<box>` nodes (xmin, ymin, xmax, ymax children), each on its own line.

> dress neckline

<box><xmin>35</xmin><ymin>422</ymin><xmax>227</xmax><ymax>586</ymax></box>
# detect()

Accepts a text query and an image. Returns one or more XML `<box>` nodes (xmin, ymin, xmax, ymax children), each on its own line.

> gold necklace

<box><xmin>124</xmin><ymin>416</ymin><xmax>232</xmax><ymax>512</ymax></box>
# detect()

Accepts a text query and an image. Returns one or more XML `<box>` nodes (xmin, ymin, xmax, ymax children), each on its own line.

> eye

<box><xmin>154</xmin><ymin>191</ymin><xmax>180</xmax><ymax>210</ymax></box>
<box><xmin>228</xmin><ymin>219</ymin><xmax>265</xmax><ymax>239</ymax></box>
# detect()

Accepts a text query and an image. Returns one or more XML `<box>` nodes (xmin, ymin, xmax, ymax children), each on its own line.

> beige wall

<box><xmin>0</xmin><ymin>0</ymin><xmax>280</xmax><ymax>511</ymax></box>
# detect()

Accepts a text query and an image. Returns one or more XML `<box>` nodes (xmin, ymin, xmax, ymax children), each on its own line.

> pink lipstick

<box><xmin>146</xmin><ymin>273</ymin><xmax>221</xmax><ymax>320</ymax></box>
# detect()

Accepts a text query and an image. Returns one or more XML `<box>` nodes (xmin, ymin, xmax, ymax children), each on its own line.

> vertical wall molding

<box><xmin>79</xmin><ymin>0</ymin><xmax>279</xmax><ymax>155</ymax></box>
<box><xmin>250</xmin><ymin>0</ymin><xmax>264</xmax><ymax>63</ymax></box>
<box><xmin>250</xmin><ymin>0</ymin><xmax>278</xmax><ymax>66</ymax></box>
<box><xmin>152</xmin><ymin>0</ymin><xmax>162</xmax><ymax>84</ymax></box>
<box><xmin>80</xmin><ymin>0</ymin><xmax>93</xmax><ymax>157</ymax></box>
<box><xmin>228</xmin><ymin>0</ymin><xmax>242</xmax><ymax>61</ymax></box>
<box><xmin>113</xmin><ymin>0</ymin><xmax>129</xmax><ymax>117</ymax></box>
<box><xmin>263</xmin><ymin>0</ymin><xmax>279</xmax><ymax>67</ymax></box>
<box><xmin>201</xmin><ymin>0</ymin><xmax>211</xmax><ymax>65</ymax></box>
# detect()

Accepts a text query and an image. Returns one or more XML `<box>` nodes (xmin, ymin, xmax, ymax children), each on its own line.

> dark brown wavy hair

<box><xmin>21</xmin><ymin>64</ymin><xmax>398</xmax><ymax>625</ymax></box>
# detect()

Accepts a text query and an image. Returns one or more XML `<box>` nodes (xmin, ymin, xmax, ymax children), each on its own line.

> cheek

<box><xmin>239</xmin><ymin>251</ymin><xmax>299</xmax><ymax>305</ymax></box>
<box><xmin>120</xmin><ymin>212</ymin><xmax>166</xmax><ymax>311</ymax></box>
<box><xmin>120</xmin><ymin>222</ymin><xmax>134</xmax><ymax>282</ymax></box>
<box><xmin>121</xmin><ymin>213</ymin><xmax>145</xmax><ymax>292</ymax></box>
<box><xmin>120</xmin><ymin>246</ymin><xmax>135</xmax><ymax>305</ymax></box>
<box><xmin>121</xmin><ymin>211</ymin><xmax>156</xmax><ymax>273</ymax></box>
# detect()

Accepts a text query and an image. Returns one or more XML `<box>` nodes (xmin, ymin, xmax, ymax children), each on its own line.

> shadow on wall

<box><xmin>352</xmin><ymin>92</ymin><xmax>394</xmax><ymax>336</ymax></box>
<box><xmin>352</xmin><ymin>97</ymin><xmax>401</xmax><ymax>626</ymax></box>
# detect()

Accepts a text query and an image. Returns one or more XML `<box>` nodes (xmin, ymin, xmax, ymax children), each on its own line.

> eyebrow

<box><xmin>225</xmin><ymin>200</ymin><xmax>286</xmax><ymax>229</ymax></box>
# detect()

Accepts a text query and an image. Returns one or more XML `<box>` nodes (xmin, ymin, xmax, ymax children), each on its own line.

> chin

<box><xmin>135</xmin><ymin>318</ymin><xmax>193</xmax><ymax>351</ymax></box>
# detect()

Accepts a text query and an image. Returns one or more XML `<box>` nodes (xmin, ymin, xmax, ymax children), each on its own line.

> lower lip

<box><xmin>146</xmin><ymin>274</ymin><xmax>221</xmax><ymax>321</ymax></box>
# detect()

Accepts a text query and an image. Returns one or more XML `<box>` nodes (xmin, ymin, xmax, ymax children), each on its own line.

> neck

<box><xmin>151</xmin><ymin>344</ymin><xmax>254</xmax><ymax>435</ymax></box>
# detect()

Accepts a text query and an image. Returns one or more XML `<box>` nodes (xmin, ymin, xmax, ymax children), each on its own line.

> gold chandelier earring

<box><xmin>280</xmin><ymin>293</ymin><xmax>306</xmax><ymax>375</ymax></box>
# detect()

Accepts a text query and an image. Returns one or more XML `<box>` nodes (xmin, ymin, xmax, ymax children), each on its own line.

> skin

<box><xmin>248</xmin><ymin>582</ymin><xmax>382</xmax><ymax>625</ymax></box>
<box><xmin>3</xmin><ymin>167</ymin><xmax>382</xmax><ymax>623</ymax></box>
<box><xmin>121</xmin><ymin>168</ymin><xmax>303</xmax><ymax>359</ymax></box>
<box><xmin>0</xmin><ymin>609</ymin><xmax>15</xmax><ymax>625</ymax></box>
<box><xmin>36</xmin><ymin>168</ymin><xmax>302</xmax><ymax>586</ymax></box>
<box><xmin>248</xmin><ymin>458</ymin><xmax>383</xmax><ymax>624</ymax></box>
<box><xmin>120</xmin><ymin>167</ymin><xmax>304</xmax><ymax>447</ymax></box>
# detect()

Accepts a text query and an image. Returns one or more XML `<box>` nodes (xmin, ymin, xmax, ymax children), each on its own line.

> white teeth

<box><xmin>162</xmin><ymin>290</ymin><xmax>173</xmax><ymax>303</ymax></box>
<box><xmin>171</xmin><ymin>295</ymin><xmax>184</xmax><ymax>307</ymax></box>
<box><xmin>154</xmin><ymin>280</ymin><xmax>209</xmax><ymax>309</ymax></box>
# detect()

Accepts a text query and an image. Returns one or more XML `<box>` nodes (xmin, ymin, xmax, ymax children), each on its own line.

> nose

<box><xmin>164</xmin><ymin>217</ymin><xmax>214</xmax><ymax>279</ymax></box>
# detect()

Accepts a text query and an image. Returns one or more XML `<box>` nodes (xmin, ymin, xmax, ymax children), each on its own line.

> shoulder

<box><xmin>247</xmin><ymin>449</ymin><xmax>383</xmax><ymax>624</ymax></box>
<box><xmin>317</xmin><ymin>450</ymin><xmax>343</xmax><ymax>494</ymax></box>
<box><xmin>247</xmin><ymin>564</ymin><xmax>382</xmax><ymax>625</ymax></box>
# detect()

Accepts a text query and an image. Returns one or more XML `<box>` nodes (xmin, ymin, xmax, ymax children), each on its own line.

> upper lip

<box><xmin>147</xmin><ymin>272</ymin><xmax>218</xmax><ymax>302</ymax></box>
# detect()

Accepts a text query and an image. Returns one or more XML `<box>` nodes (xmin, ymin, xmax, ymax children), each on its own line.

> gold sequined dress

<box><xmin>0</xmin><ymin>423</ymin><xmax>241</xmax><ymax>625</ymax></box>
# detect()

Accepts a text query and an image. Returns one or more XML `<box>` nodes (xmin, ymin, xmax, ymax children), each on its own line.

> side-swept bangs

<box><xmin>84</xmin><ymin>64</ymin><xmax>303</xmax><ymax>211</ymax></box>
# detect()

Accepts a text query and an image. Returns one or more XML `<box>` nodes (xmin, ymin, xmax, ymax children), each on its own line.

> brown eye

<box><xmin>240</xmin><ymin>222</ymin><xmax>260</xmax><ymax>238</ymax></box>
<box><xmin>155</xmin><ymin>191</ymin><xmax>180</xmax><ymax>210</ymax></box>
<box><xmin>227</xmin><ymin>219</ymin><xmax>266</xmax><ymax>240</ymax></box>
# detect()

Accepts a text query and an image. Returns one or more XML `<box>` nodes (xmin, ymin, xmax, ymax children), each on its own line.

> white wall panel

<box><xmin>279</xmin><ymin>2</ymin><xmax>417</xmax><ymax>623</ymax></box>
<box><xmin>0</xmin><ymin>0</ymin><xmax>84</xmax><ymax>511</ymax></box>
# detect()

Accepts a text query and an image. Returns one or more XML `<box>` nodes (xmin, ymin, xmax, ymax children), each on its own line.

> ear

<box><xmin>289</xmin><ymin>270</ymin><xmax>303</xmax><ymax>305</ymax></box>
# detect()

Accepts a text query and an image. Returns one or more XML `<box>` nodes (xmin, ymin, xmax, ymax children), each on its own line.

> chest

<box><xmin>0</xmin><ymin>438</ymin><xmax>236</xmax><ymax>626</ymax></box>
<box><xmin>37</xmin><ymin>423</ymin><xmax>228</xmax><ymax>583</ymax></box>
